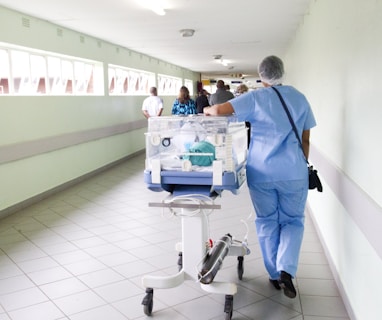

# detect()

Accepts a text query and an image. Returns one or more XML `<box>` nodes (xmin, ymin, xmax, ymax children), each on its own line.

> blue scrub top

<box><xmin>230</xmin><ymin>85</ymin><xmax>316</xmax><ymax>185</ymax></box>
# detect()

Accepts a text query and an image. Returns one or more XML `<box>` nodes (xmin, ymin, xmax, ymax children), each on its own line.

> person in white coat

<box><xmin>142</xmin><ymin>87</ymin><xmax>163</xmax><ymax>119</ymax></box>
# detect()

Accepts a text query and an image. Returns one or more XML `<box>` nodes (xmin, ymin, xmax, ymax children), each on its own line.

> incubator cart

<box><xmin>142</xmin><ymin>115</ymin><xmax>249</xmax><ymax>320</ymax></box>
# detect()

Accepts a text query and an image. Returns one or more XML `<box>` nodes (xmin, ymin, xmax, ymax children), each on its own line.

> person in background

<box><xmin>235</xmin><ymin>83</ymin><xmax>250</xmax><ymax>148</ymax></box>
<box><xmin>235</xmin><ymin>83</ymin><xmax>249</xmax><ymax>96</ymax></box>
<box><xmin>204</xmin><ymin>55</ymin><xmax>316</xmax><ymax>299</ymax></box>
<box><xmin>172</xmin><ymin>86</ymin><xmax>196</xmax><ymax>115</ymax></box>
<box><xmin>195</xmin><ymin>89</ymin><xmax>210</xmax><ymax>114</ymax></box>
<box><xmin>209</xmin><ymin>80</ymin><xmax>234</xmax><ymax>105</ymax></box>
<box><xmin>142</xmin><ymin>87</ymin><xmax>163</xmax><ymax>119</ymax></box>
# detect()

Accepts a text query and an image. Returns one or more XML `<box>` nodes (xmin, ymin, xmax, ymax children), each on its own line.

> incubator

<box><xmin>141</xmin><ymin>115</ymin><xmax>250</xmax><ymax>320</ymax></box>
<box><xmin>144</xmin><ymin>115</ymin><xmax>247</xmax><ymax>195</ymax></box>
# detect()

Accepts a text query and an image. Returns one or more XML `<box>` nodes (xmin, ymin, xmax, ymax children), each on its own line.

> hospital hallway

<box><xmin>0</xmin><ymin>153</ymin><xmax>350</xmax><ymax>320</ymax></box>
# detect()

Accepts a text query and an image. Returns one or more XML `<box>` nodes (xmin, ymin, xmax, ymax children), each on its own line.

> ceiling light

<box><xmin>138</xmin><ymin>0</ymin><xmax>166</xmax><ymax>16</ymax></box>
<box><xmin>179</xmin><ymin>29</ymin><xmax>195</xmax><ymax>37</ymax></box>
<box><xmin>151</xmin><ymin>6</ymin><xmax>166</xmax><ymax>16</ymax></box>
<box><xmin>213</xmin><ymin>55</ymin><xmax>222</xmax><ymax>60</ymax></box>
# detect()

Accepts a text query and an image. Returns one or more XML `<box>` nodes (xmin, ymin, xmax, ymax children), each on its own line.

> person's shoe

<box><xmin>269</xmin><ymin>279</ymin><xmax>281</xmax><ymax>290</ymax></box>
<box><xmin>278</xmin><ymin>271</ymin><xmax>296</xmax><ymax>298</ymax></box>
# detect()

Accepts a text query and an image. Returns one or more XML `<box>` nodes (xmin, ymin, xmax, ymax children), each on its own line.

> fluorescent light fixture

<box><xmin>138</xmin><ymin>0</ymin><xmax>166</xmax><ymax>16</ymax></box>
<box><xmin>151</xmin><ymin>6</ymin><xmax>166</xmax><ymax>16</ymax></box>
<box><xmin>212</xmin><ymin>55</ymin><xmax>229</xmax><ymax>67</ymax></box>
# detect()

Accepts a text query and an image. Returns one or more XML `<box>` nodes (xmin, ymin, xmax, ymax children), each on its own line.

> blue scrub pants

<box><xmin>249</xmin><ymin>180</ymin><xmax>308</xmax><ymax>280</ymax></box>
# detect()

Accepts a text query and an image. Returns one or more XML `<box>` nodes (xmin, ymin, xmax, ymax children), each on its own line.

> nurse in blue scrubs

<box><xmin>204</xmin><ymin>55</ymin><xmax>316</xmax><ymax>299</ymax></box>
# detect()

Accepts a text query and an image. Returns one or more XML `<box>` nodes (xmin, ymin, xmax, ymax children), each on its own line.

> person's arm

<box><xmin>203</xmin><ymin>101</ymin><xmax>234</xmax><ymax>116</ymax></box>
<box><xmin>301</xmin><ymin>129</ymin><xmax>310</xmax><ymax>160</ymax></box>
<box><xmin>142</xmin><ymin>110</ymin><xmax>150</xmax><ymax>119</ymax></box>
<box><xmin>157</xmin><ymin>108</ymin><xmax>163</xmax><ymax>116</ymax></box>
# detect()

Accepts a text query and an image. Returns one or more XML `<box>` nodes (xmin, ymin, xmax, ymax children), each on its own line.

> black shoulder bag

<box><xmin>272</xmin><ymin>87</ymin><xmax>323</xmax><ymax>192</ymax></box>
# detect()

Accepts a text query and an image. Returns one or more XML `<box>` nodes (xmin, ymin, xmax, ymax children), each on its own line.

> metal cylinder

<box><xmin>198</xmin><ymin>234</ymin><xmax>232</xmax><ymax>284</ymax></box>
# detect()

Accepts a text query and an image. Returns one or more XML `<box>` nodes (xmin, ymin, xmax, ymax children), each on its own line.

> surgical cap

<box><xmin>258</xmin><ymin>55</ymin><xmax>284</xmax><ymax>86</ymax></box>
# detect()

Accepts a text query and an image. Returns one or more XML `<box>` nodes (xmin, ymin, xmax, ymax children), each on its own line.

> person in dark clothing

<box><xmin>195</xmin><ymin>89</ymin><xmax>210</xmax><ymax>113</ymax></box>
<box><xmin>209</xmin><ymin>80</ymin><xmax>234</xmax><ymax>105</ymax></box>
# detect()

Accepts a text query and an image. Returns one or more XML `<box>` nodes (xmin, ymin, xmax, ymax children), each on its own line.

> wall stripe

<box><xmin>311</xmin><ymin>145</ymin><xmax>382</xmax><ymax>259</ymax></box>
<box><xmin>0</xmin><ymin>119</ymin><xmax>147</xmax><ymax>164</ymax></box>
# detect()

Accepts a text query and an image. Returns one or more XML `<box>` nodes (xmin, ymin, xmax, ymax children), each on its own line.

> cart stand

<box><xmin>141</xmin><ymin>196</ymin><xmax>250</xmax><ymax>319</ymax></box>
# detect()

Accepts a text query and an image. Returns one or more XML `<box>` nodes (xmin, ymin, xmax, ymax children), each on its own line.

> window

<box><xmin>0</xmin><ymin>49</ymin><xmax>10</xmax><ymax>94</ymax></box>
<box><xmin>184</xmin><ymin>79</ymin><xmax>194</xmax><ymax>96</ymax></box>
<box><xmin>108</xmin><ymin>65</ymin><xmax>155</xmax><ymax>95</ymax></box>
<box><xmin>11</xmin><ymin>50</ymin><xmax>31</xmax><ymax>94</ymax></box>
<box><xmin>157</xmin><ymin>74</ymin><xmax>182</xmax><ymax>96</ymax></box>
<box><xmin>30</xmin><ymin>54</ymin><xmax>47</xmax><ymax>94</ymax></box>
<box><xmin>0</xmin><ymin>42</ymin><xmax>104</xmax><ymax>96</ymax></box>
<box><xmin>74</xmin><ymin>61</ymin><xmax>94</xmax><ymax>94</ymax></box>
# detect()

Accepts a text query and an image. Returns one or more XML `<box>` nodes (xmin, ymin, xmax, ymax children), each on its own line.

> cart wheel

<box><xmin>237</xmin><ymin>256</ymin><xmax>244</xmax><ymax>280</ymax></box>
<box><xmin>142</xmin><ymin>288</ymin><xmax>154</xmax><ymax>316</ymax></box>
<box><xmin>225</xmin><ymin>310</ymin><xmax>233</xmax><ymax>320</ymax></box>
<box><xmin>177</xmin><ymin>252</ymin><xmax>183</xmax><ymax>271</ymax></box>
<box><xmin>224</xmin><ymin>295</ymin><xmax>233</xmax><ymax>320</ymax></box>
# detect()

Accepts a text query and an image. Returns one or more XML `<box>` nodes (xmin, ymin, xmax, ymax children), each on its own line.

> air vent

<box><xmin>22</xmin><ymin>17</ymin><xmax>30</xmax><ymax>28</ymax></box>
<box><xmin>57</xmin><ymin>28</ymin><xmax>63</xmax><ymax>37</ymax></box>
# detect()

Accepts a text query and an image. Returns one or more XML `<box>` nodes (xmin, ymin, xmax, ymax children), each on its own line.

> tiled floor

<box><xmin>0</xmin><ymin>153</ymin><xmax>350</xmax><ymax>320</ymax></box>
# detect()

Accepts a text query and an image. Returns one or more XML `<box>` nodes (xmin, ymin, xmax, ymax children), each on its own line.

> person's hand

<box><xmin>203</xmin><ymin>106</ymin><xmax>212</xmax><ymax>116</ymax></box>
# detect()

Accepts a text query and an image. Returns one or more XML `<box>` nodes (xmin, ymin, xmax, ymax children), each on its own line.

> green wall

<box><xmin>0</xmin><ymin>5</ymin><xmax>200</xmax><ymax>213</ymax></box>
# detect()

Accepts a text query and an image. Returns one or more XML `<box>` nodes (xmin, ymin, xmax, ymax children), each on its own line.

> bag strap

<box><xmin>271</xmin><ymin>86</ymin><xmax>309</xmax><ymax>164</ymax></box>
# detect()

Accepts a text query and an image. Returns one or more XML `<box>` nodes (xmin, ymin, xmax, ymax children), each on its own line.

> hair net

<box><xmin>258</xmin><ymin>56</ymin><xmax>284</xmax><ymax>86</ymax></box>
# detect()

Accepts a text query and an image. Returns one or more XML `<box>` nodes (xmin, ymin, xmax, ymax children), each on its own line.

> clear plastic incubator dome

<box><xmin>144</xmin><ymin>115</ymin><xmax>248</xmax><ymax>195</ymax></box>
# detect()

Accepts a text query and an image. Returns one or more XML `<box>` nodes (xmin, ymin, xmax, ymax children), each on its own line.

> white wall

<box><xmin>0</xmin><ymin>6</ymin><xmax>200</xmax><ymax>213</ymax></box>
<box><xmin>284</xmin><ymin>0</ymin><xmax>382</xmax><ymax>319</ymax></box>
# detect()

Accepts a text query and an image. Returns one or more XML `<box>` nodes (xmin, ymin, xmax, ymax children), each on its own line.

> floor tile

<box><xmin>0</xmin><ymin>287</ymin><xmax>48</xmax><ymax>311</ymax></box>
<box><xmin>53</xmin><ymin>290</ymin><xmax>106</xmax><ymax>315</ymax></box>
<box><xmin>300</xmin><ymin>295</ymin><xmax>349</xmax><ymax>317</ymax></box>
<box><xmin>7</xmin><ymin>301</ymin><xmax>64</xmax><ymax>320</ymax></box>
<box><xmin>237</xmin><ymin>298</ymin><xmax>300</xmax><ymax>320</ymax></box>
<box><xmin>39</xmin><ymin>277</ymin><xmax>89</xmax><ymax>299</ymax></box>
<box><xmin>68</xmin><ymin>305</ymin><xmax>126</xmax><ymax>320</ymax></box>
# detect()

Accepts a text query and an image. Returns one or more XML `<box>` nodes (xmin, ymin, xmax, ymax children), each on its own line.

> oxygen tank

<box><xmin>198</xmin><ymin>234</ymin><xmax>232</xmax><ymax>284</ymax></box>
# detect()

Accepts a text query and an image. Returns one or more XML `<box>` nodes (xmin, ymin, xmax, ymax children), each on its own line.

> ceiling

<box><xmin>0</xmin><ymin>0</ymin><xmax>312</xmax><ymax>88</ymax></box>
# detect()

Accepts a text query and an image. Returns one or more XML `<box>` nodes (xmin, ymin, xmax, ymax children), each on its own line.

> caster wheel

<box><xmin>224</xmin><ymin>310</ymin><xmax>233</xmax><ymax>320</ymax></box>
<box><xmin>224</xmin><ymin>294</ymin><xmax>233</xmax><ymax>320</ymax></box>
<box><xmin>143</xmin><ymin>300</ymin><xmax>153</xmax><ymax>316</ymax></box>
<box><xmin>142</xmin><ymin>288</ymin><xmax>154</xmax><ymax>316</ymax></box>
<box><xmin>237</xmin><ymin>256</ymin><xmax>244</xmax><ymax>280</ymax></box>
<box><xmin>177</xmin><ymin>252</ymin><xmax>183</xmax><ymax>271</ymax></box>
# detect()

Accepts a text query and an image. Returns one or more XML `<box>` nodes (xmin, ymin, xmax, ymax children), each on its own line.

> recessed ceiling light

<box><xmin>179</xmin><ymin>29</ymin><xmax>195</xmax><ymax>37</ymax></box>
